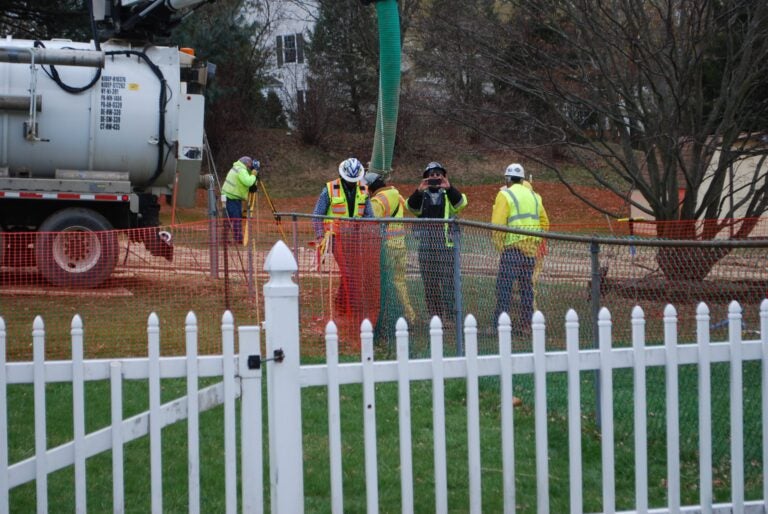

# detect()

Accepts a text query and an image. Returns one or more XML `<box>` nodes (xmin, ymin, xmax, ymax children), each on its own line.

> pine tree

<box><xmin>307</xmin><ymin>0</ymin><xmax>379</xmax><ymax>130</ymax></box>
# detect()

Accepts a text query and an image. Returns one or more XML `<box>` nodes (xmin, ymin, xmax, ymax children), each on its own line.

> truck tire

<box><xmin>36</xmin><ymin>208</ymin><xmax>119</xmax><ymax>288</ymax></box>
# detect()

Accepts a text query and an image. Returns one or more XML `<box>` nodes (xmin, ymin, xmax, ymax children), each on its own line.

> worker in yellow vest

<box><xmin>365</xmin><ymin>171</ymin><xmax>416</xmax><ymax>326</ymax></box>
<box><xmin>312</xmin><ymin>158</ymin><xmax>374</xmax><ymax>323</ymax></box>
<box><xmin>221</xmin><ymin>156</ymin><xmax>259</xmax><ymax>244</ymax></box>
<box><xmin>491</xmin><ymin>163</ymin><xmax>549</xmax><ymax>336</ymax></box>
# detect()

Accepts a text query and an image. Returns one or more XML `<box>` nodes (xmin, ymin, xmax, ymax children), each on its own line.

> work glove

<box><xmin>249</xmin><ymin>181</ymin><xmax>259</xmax><ymax>193</ymax></box>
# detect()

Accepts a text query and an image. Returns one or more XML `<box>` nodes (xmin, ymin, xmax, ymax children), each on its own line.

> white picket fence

<box><xmin>0</xmin><ymin>309</ymin><xmax>263</xmax><ymax>514</ymax></box>
<box><xmin>1</xmin><ymin>240</ymin><xmax>768</xmax><ymax>513</ymax></box>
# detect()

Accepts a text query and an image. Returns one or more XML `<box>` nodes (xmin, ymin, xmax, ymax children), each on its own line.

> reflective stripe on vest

<box><xmin>422</xmin><ymin>190</ymin><xmax>459</xmax><ymax>247</ymax></box>
<box><xmin>375</xmin><ymin>187</ymin><xmax>406</xmax><ymax>238</ymax></box>
<box><xmin>323</xmin><ymin>179</ymin><xmax>369</xmax><ymax>229</ymax></box>
<box><xmin>502</xmin><ymin>186</ymin><xmax>541</xmax><ymax>247</ymax></box>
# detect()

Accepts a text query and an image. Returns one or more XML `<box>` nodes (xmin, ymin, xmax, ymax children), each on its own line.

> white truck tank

<box><xmin>0</xmin><ymin>35</ymin><xmax>208</xmax><ymax>288</ymax></box>
<box><xmin>0</xmin><ymin>36</ymin><xmax>204</xmax><ymax>206</ymax></box>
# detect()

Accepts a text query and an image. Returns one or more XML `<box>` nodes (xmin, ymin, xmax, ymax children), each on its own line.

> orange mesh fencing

<box><xmin>1</xmin><ymin>220</ymin><xmax>267</xmax><ymax>360</ymax></box>
<box><xmin>2</xmin><ymin>215</ymin><xmax>767</xmax><ymax>361</ymax></box>
<box><xmin>607</xmin><ymin>217</ymin><xmax>768</xmax><ymax>239</ymax></box>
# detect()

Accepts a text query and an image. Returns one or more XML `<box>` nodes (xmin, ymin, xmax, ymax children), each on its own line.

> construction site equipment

<box><xmin>367</xmin><ymin>0</ymin><xmax>400</xmax><ymax>178</ymax></box>
<box><xmin>258</xmin><ymin>177</ymin><xmax>288</xmax><ymax>242</ymax></box>
<box><xmin>0</xmin><ymin>0</ymin><xmax>212</xmax><ymax>288</ymax></box>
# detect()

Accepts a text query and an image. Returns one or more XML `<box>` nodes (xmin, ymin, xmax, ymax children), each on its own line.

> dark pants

<box><xmin>418</xmin><ymin>245</ymin><xmax>455</xmax><ymax>321</ymax></box>
<box><xmin>494</xmin><ymin>247</ymin><xmax>535</xmax><ymax>331</ymax></box>
<box><xmin>225</xmin><ymin>198</ymin><xmax>243</xmax><ymax>243</ymax></box>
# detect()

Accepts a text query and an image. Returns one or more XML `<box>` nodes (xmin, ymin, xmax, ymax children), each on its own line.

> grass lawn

<box><xmin>6</xmin><ymin>358</ymin><xmax>764</xmax><ymax>512</ymax></box>
<box><xmin>3</xmin><ymin>136</ymin><xmax>764</xmax><ymax>509</ymax></box>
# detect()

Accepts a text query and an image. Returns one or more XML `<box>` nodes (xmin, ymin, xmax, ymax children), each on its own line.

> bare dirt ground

<box><xmin>186</xmin><ymin>127</ymin><xmax>630</xmax><ymax>228</ymax></box>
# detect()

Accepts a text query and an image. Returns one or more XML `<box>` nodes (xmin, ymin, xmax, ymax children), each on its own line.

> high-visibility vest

<box><xmin>435</xmin><ymin>189</ymin><xmax>467</xmax><ymax>248</ymax></box>
<box><xmin>323</xmin><ymin>179</ymin><xmax>369</xmax><ymax>231</ymax></box>
<box><xmin>372</xmin><ymin>186</ymin><xmax>406</xmax><ymax>239</ymax></box>
<box><xmin>221</xmin><ymin>161</ymin><xmax>256</xmax><ymax>200</ymax></box>
<box><xmin>501</xmin><ymin>183</ymin><xmax>542</xmax><ymax>252</ymax></box>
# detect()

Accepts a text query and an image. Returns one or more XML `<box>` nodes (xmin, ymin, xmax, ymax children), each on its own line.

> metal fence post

<box><xmin>291</xmin><ymin>214</ymin><xmax>300</xmax><ymax>284</ymax></box>
<box><xmin>291</xmin><ymin>215</ymin><xmax>299</xmax><ymax>257</ymax></box>
<box><xmin>206</xmin><ymin>175</ymin><xmax>219</xmax><ymax>279</ymax></box>
<box><xmin>263</xmin><ymin>241</ymin><xmax>303</xmax><ymax>514</ymax></box>
<box><xmin>590</xmin><ymin>239</ymin><xmax>602</xmax><ymax>425</ymax></box>
<box><xmin>452</xmin><ymin>220</ymin><xmax>464</xmax><ymax>356</ymax></box>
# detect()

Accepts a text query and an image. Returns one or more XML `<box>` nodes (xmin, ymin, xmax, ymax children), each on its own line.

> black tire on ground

<box><xmin>36</xmin><ymin>208</ymin><xmax>118</xmax><ymax>288</ymax></box>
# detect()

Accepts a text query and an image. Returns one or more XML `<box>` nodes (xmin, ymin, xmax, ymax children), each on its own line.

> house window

<box><xmin>284</xmin><ymin>35</ymin><xmax>297</xmax><ymax>63</ymax></box>
<box><xmin>276</xmin><ymin>33</ymin><xmax>305</xmax><ymax>67</ymax></box>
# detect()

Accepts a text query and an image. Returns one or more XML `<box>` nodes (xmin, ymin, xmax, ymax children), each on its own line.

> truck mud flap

<box><xmin>134</xmin><ymin>228</ymin><xmax>174</xmax><ymax>261</ymax></box>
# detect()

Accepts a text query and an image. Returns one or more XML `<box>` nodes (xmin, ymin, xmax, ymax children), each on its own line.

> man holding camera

<box><xmin>406</xmin><ymin>161</ymin><xmax>468</xmax><ymax>322</ymax></box>
<box><xmin>221</xmin><ymin>155</ymin><xmax>259</xmax><ymax>244</ymax></box>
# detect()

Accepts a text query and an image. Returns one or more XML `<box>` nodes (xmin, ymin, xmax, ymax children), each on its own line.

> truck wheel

<box><xmin>36</xmin><ymin>208</ymin><xmax>118</xmax><ymax>288</ymax></box>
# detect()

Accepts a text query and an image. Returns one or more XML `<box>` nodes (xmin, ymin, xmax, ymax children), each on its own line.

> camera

<box><xmin>427</xmin><ymin>178</ymin><xmax>442</xmax><ymax>186</ymax></box>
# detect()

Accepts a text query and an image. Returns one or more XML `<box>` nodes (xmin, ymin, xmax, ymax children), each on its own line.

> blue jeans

<box><xmin>494</xmin><ymin>247</ymin><xmax>535</xmax><ymax>331</ymax></box>
<box><xmin>225</xmin><ymin>198</ymin><xmax>243</xmax><ymax>243</ymax></box>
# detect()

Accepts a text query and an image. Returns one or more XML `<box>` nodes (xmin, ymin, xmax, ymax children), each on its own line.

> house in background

<box><xmin>629</xmin><ymin>132</ymin><xmax>768</xmax><ymax>238</ymax></box>
<box><xmin>259</xmin><ymin>1</ymin><xmax>317</xmax><ymax>124</ymax></box>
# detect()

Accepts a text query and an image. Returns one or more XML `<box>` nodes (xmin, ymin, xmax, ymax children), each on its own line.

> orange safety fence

<box><xmin>605</xmin><ymin>216</ymin><xmax>768</xmax><ymax>239</ymax></box>
<box><xmin>2</xmin><ymin>216</ymin><xmax>767</xmax><ymax>361</ymax></box>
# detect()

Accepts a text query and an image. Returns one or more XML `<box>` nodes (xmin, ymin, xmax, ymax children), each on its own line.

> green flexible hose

<box><xmin>369</xmin><ymin>0</ymin><xmax>401</xmax><ymax>177</ymax></box>
<box><xmin>369</xmin><ymin>0</ymin><xmax>402</xmax><ymax>347</ymax></box>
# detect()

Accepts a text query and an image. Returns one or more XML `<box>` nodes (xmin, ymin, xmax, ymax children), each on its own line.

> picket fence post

<box><xmin>239</xmin><ymin>324</ymin><xmax>263</xmax><ymax>514</ymax></box>
<box><xmin>761</xmin><ymin>299</ymin><xmax>768</xmax><ymax>508</ymax></box>
<box><xmin>632</xmin><ymin>306</ymin><xmax>648</xmax><ymax>513</ymax></box>
<box><xmin>33</xmin><ymin>316</ymin><xmax>48</xmax><ymax>514</ymax></box>
<box><xmin>186</xmin><ymin>311</ymin><xmax>200</xmax><ymax>514</ymax></box>
<box><xmin>728</xmin><ymin>300</ymin><xmax>744</xmax><ymax>509</ymax></box>
<box><xmin>664</xmin><ymin>304</ymin><xmax>681</xmax><ymax>512</ymax></box>
<box><xmin>0</xmin><ymin>316</ymin><xmax>7</xmax><ymax>514</ymax></box>
<box><xmin>263</xmin><ymin>240</ymin><xmax>303</xmax><ymax>514</ymax></box>
<box><xmin>695</xmin><ymin>302</ymin><xmax>712</xmax><ymax>513</ymax></box>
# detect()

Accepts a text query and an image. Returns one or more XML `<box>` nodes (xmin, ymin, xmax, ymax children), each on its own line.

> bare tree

<box><xmin>0</xmin><ymin>0</ymin><xmax>90</xmax><ymax>40</ymax></box>
<box><xmin>412</xmin><ymin>0</ymin><xmax>768</xmax><ymax>279</ymax></box>
<box><xmin>173</xmin><ymin>0</ymin><xmax>276</xmax><ymax>160</ymax></box>
<box><xmin>286</xmin><ymin>0</ymin><xmax>421</xmax><ymax>142</ymax></box>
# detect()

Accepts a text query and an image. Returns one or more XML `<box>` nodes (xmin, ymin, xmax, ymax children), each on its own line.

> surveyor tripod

<box><xmin>245</xmin><ymin>177</ymin><xmax>288</xmax><ymax>243</ymax></box>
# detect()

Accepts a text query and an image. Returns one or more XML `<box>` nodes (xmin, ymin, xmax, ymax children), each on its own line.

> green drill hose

<box><xmin>368</xmin><ymin>0</ymin><xmax>403</xmax><ymax>349</ymax></box>
<box><xmin>369</xmin><ymin>0</ymin><xmax>401</xmax><ymax>177</ymax></box>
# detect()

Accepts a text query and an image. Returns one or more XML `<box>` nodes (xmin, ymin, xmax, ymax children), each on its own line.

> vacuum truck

<box><xmin>0</xmin><ymin>0</ymin><xmax>213</xmax><ymax>287</ymax></box>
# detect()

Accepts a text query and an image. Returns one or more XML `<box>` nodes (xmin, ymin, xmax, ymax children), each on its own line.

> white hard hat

<box><xmin>338</xmin><ymin>157</ymin><xmax>365</xmax><ymax>182</ymax></box>
<box><xmin>504</xmin><ymin>163</ymin><xmax>525</xmax><ymax>179</ymax></box>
